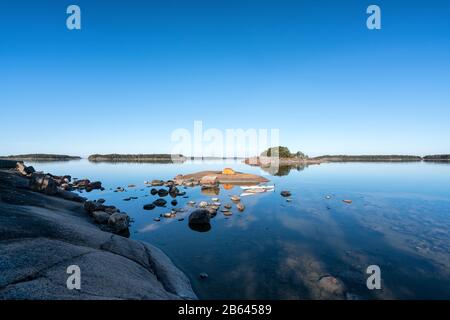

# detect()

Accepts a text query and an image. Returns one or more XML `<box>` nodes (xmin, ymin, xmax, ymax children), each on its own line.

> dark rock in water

<box><xmin>88</xmin><ymin>181</ymin><xmax>102</xmax><ymax>190</ymax></box>
<box><xmin>199</xmin><ymin>273</ymin><xmax>208</xmax><ymax>279</ymax></box>
<box><xmin>177</xmin><ymin>191</ymin><xmax>186</xmax><ymax>196</ymax></box>
<box><xmin>97</xmin><ymin>198</ymin><xmax>106</xmax><ymax>204</ymax></box>
<box><xmin>171</xmin><ymin>200</ymin><xmax>178</xmax><ymax>206</ymax></box>
<box><xmin>169</xmin><ymin>186</ymin><xmax>179</xmax><ymax>197</ymax></box>
<box><xmin>29</xmin><ymin>173</ymin><xmax>57</xmax><ymax>195</ymax></box>
<box><xmin>164</xmin><ymin>180</ymin><xmax>175</xmax><ymax>187</ymax></box>
<box><xmin>150</xmin><ymin>188</ymin><xmax>158</xmax><ymax>195</ymax></box>
<box><xmin>123</xmin><ymin>198</ymin><xmax>131</xmax><ymax>201</ymax></box>
<box><xmin>178</xmin><ymin>218</ymin><xmax>184</xmax><ymax>221</ymax></box>
<box><xmin>158</xmin><ymin>188</ymin><xmax>169</xmax><ymax>197</ymax></box>
<box><xmin>153</xmin><ymin>198</ymin><xmax>167</xmax><ymax>207</ymax></box>
<box><xmin>74</xmin><ymin>179</ymin><xmax>90</xmax><ymax>188</ymax></box>
<box><xmin>151</xmin><ymin>179</ymin><xmax>164</xmax><ymax>186</ymax></box>
<box><xmin>280</xmin><ymin>190</ymin><xmax>292</xmax><ymax>197</ymax></box>
<box><xmin>143</xmin><ymin>203</ymin><xmax>156</xmax><ymax>210</ymax></box>
<box><xmin>188</xmin><ymin>209</ymin><xmax>211</xmax><ymax>232</ymax></box>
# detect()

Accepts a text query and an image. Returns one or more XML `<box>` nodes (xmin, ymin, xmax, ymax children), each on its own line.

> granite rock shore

<box><xmin>0</xmin><ymin>161</ymin><xmax>197</xmax><ymax>300</ymax></box>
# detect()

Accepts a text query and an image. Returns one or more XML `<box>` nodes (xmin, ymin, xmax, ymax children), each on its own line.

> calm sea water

<box><xmin>27</xmin><ymin>159</ymin><xmax>450</xmax><ymax>299</ymax></box>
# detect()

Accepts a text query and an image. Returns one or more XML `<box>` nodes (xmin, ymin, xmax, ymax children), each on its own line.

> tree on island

<box><xmin>260</xmin><ymin>146</ymin><xmax>308</xmax><ymax>159</ymax></box>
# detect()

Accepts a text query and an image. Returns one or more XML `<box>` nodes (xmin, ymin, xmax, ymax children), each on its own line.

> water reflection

<box><xmin>259</xmin><ymin>164</ymin><xmax>307</xmax><ymax>176</ymax></box>
<box><xmin>24</xmin><ymin>159</ymin><xmax>450</xmax><ymax>299</ymax></box>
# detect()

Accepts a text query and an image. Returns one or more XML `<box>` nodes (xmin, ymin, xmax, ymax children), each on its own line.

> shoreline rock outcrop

<box><xmin>0</xmin><ymin>163</ymin><xmax>197</xmax><ymax>300</ymax></box>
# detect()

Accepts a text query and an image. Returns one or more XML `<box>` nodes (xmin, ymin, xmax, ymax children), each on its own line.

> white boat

<box><xmin>240</xmin><ymin>185</ymin><xmax>275</xmax><ymax>190</ymax></box>
<box><xmin>240</xmin><ymin>188</ymin><xmax>275</xmax><ymax>197</ymax></box>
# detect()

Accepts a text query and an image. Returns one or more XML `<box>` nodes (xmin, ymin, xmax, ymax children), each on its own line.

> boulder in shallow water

<box><xmin>200</xmin><ymin>175</ymin><xmax>218</xmax><ymax>186</ymax></box>
<box><xmin>150</xmin><ymin>188</ymin><xmax>158</xmax><ymax>195</ymax></box>
<box><xmin>88</xmin><ymin>181</ymin><xmax>102</xmax><ymax>190</ymax></box>
<box><xmin>143</xmin><ymin>203</ymin><xmax>156</xmax><ymax>210</ymax></box>
<box><xmin>188</xmin><ymin>209</ymin><xmax>211</xmax><ymax>232</ymax></box>
<box><xmin>169</xmin><ymin>186</ymin><xmax>179</xmax><ymax>197</ymax></box>
<box><xmin>151</xmin><ymin>179</ymin><xmax>164</xmax><ymax>186</ymax></box>
<box><xmin>153</xmin><ymin>198</ymin><xmax>167</xmax><ymax>207</ymax></box>
<box><xmin>158</xmin><ymin>188</ymin><xmax>169</xmax><ymax>197</ymax></box>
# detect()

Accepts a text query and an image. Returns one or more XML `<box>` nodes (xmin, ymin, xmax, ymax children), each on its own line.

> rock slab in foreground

<box><xmin>0</xmin><ymin>169</ymin><xmax>197</xmax><ymax>300</ymax></box>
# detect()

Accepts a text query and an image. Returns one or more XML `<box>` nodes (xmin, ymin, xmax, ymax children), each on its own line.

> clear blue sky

<box><xmin>1</xmin><ymin>0</ymin><xmax>449</xmax><ymax>157</ymax></box>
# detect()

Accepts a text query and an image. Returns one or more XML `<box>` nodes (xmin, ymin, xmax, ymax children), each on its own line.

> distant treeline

<box><xmin>311</xmin><ymin>155</ymin><xmax>423</xmax><ymax>162</ymax></box>
<box><xmin>87</xmin><ymin>154</ymin><xmax>186</xmax><ymax>163</ymax></box>
<box><xmin>423</xmin><ymin>155</ymin><xmax>450</xmax><ymax>161</ymax></box>
<box><xmin>0</xmin><ymin>154</ymin><xmax>81</xmax><ymax>161</ymax></box>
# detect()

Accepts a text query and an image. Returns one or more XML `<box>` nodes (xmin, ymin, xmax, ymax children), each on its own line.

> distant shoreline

<box><xmin>87</xmin><ymin>154</ymin><xmax>186</xmax><ymax>163</ymax></box>
<box><xmin>0</xmin><ymin>154</ymin><xmax>81</xmax><ymax>162</ymax></box>
<box><xmin>244</xmin><ymin>154</ymin><xmax>450</xmax><ymax>167</ymax></box>
<box><xmin>2</xmin><ymin>153</ymin><xmax>449</xmax><ymax>163</ymax></box>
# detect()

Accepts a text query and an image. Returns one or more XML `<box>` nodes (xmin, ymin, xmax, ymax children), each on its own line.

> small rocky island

<box><xmin>0</xmin><ymin>154</ymin><xmax>81</xmax><ymax>161</ymax></box>
<box><xmin>244</xmin><ymin>146</ymin><xmax>450</xmax><ymax>168</ymax></box>
<box><xmin>0</xmin><ymin>160</ymin><xmax>196</xmax><ymax>300</ymax></box>
<box><xmin>88</xmin><ymin>154</ymin><xmax>186</xmax><ymax>163</ymax></box>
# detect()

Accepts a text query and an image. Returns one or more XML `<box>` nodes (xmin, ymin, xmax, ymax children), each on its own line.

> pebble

<box><xmin>199</xmin><ymin>273</ymin><xmax>208</xmax><ymax>280</ymax></box>
<box><xmin>163</xmin><ymin>212</ymin><xmax>175</xmax><ymax>218</ymax></box>
<box><xmin>280</xmin><ymin>191</ymin><xmax>291</xmax><ymax>197</ymax></box>
<box><xmin>153</xmin><ymin>218</ymin><xmax>161</xmax><ymax>222</ymax></box>
<box><xmin>230</xmin><ymin>195</ymin><xmax>240</xmax><ymax>202</ymax></box>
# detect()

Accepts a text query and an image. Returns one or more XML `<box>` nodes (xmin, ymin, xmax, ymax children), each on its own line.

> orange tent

<box><xmin>222</xmin><ymin>168</ymin><xmax>235</xmax><ymax>175</ymax></box>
